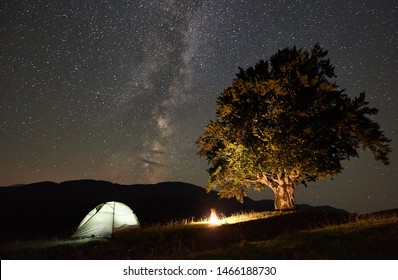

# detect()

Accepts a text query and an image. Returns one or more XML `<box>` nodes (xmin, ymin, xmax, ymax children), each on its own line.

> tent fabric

<box><xmin>72</xmin><ymin>201</ymin><xmax>140</xmax><ymax>238</ymax></box>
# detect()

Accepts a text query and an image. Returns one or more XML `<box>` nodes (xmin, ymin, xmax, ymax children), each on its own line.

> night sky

<box><xmin>1</xmin><ymin>0</ymin><xmax>397</xmax><ymax>214</ymax></box>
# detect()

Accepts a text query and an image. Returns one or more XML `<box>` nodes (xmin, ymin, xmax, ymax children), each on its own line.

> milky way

<box><xmin>1</xmin><ymin>0</ymin><xmax>397</xmax><ymax>213</ymax></box>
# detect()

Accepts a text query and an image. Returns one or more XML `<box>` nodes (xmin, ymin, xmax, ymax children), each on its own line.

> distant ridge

<box><xmin>0</xmin><ymin>179</ymin><xmax>348</xmax><ymax>241</ymax></box>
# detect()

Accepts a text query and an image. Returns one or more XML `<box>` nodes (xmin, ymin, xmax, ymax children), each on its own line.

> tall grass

<box><xmin>190</xmin><ymin>210</ymin><xmax>287</xmax><ymax>225</ymax></box>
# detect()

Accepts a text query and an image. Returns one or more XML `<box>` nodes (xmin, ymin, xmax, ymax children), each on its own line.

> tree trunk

<box><xmin>273</xmin><ymin>183</ymin><xmax>297</xmax><ymax>211</ymax></box>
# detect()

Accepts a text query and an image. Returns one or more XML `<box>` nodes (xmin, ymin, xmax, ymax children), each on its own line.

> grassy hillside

<box><xmin>197</xmin><ymin>211</ymin><xmax>398</xmax><ymax>259</ymax></box>
<box><xmin>2</xmin><ymin>209</ymin><xmax>397</xmax><ymax>260</ymax></box>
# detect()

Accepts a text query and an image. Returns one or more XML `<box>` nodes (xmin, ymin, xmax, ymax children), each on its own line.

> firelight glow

<box><xmin>209</xmin><ymin>208</ymin><xmax>221</xmax><ymax>225</ymax></box>
<box><xmin>190</xmin><ymin>210</ymin><xmax>286</xmax><ymax>226</ymax></box>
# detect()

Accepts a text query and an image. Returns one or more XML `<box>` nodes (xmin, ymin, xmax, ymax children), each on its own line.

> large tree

<box><xmin>196</xmin><ymin>44</ymin><xmax>391</xmax><ymax>211</ymax></box>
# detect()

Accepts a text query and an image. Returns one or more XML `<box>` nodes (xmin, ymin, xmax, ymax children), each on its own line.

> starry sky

<box><xmin>1</xmin><ymin>0</ymin><xmax>397</xmax><ymax>214</ymax></box>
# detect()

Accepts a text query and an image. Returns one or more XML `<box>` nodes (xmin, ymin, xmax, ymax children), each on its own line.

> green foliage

<box><xmin>196</xmin><ymin>44</ymin><xmax>391</xmax><ymax>201</ymax></box>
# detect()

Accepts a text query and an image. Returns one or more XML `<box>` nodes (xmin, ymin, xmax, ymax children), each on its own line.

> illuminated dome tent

<box><xmin>72</xmin><ymin>201</ymin><xmax>140</xmax><ymax>238</ymax></box>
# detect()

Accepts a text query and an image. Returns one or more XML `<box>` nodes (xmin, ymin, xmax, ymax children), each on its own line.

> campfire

<box><xmin>209</xmin><ymin>208</ymin><xmax>221</xmax><ymax>225</ymax></box>
<box><xmin>190</xmin><ymin>209</ymin><xmax>280</xmax><ymax>226</ymax></box>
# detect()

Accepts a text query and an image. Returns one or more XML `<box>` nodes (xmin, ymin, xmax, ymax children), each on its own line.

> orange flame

<box><xmin>209</xmin><ymin>208</ymin><xmax>220</xmax><ymax>224</ymax></box>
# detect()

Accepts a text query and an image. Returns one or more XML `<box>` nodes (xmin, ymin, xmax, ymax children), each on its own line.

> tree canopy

<box><xmin>196</xmin><ymin>44</ymin><xmax>391</xmax><ymax>210</ymax></box>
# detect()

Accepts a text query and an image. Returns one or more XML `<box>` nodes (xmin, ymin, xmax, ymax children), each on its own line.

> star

<box><xmin>0</xmin><ymin>0</ymin><xmax>397</xmax><ymax>214</ymax></box>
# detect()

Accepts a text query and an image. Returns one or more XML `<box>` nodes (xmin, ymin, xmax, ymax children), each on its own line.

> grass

<box><xmin>196</xmin><ymin>212</ymin><xmax>398</xmax><ymax>259</ymax></box>
<box><xmin>1</xmin><ymin>209</ymin><xmax>397</xmax><ymax>259</ymax></box>
<box><xmin>190</xmin><ymin>210</ymin><xmax>287</xmax><ymax>225</ymax></box>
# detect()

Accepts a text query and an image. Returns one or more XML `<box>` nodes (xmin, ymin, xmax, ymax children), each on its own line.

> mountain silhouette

<box><xmin>0</xmin><ymin>179</ymin><xmax>347</xmax><ymax>241</ymax></box>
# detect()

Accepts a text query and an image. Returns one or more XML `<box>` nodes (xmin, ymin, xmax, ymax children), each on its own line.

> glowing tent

<box><xmin>71</xmin><ymin>201</ymin><xmax>140</xmax><ymax>238</ymax></box>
